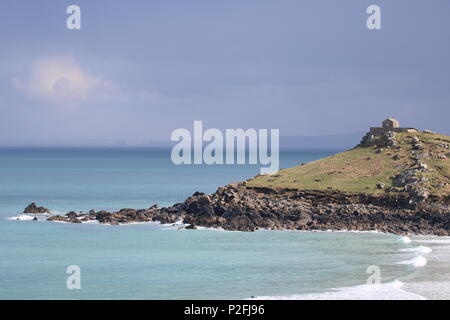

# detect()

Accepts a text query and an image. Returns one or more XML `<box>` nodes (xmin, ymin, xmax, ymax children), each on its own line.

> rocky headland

<box><xmin>29</xmin><ymin>120</ymin><xmax>450</xmax><ymax>236</ymax></box>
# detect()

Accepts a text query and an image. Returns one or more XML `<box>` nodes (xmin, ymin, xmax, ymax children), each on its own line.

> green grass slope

<box><xmin>248</xmin><ymin>132</ymin><xmax>450</xmax><ymax>195</ymax></box>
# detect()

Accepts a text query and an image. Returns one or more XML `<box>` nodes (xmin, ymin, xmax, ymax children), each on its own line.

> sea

<box><xmin>0</xmin><ymin>147</ymin><xmax>448</xmax><ymax>300</ymax></box>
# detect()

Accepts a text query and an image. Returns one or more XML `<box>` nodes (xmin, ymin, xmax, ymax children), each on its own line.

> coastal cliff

<box><xmin>40</xmin><ymin>125</ymin><xmax>450</xmax><ymax>236</ymax></box>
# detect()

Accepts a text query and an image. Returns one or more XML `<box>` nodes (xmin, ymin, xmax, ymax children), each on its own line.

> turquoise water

<box><xmin>0</xmin><ymin>148</ymin><xmax>448</xmax><ymax>299</ymax></box>
<box><xmin>0</xmin><ymin>148</ymin><xmax>333</xmax><ymax>214</ymax></box>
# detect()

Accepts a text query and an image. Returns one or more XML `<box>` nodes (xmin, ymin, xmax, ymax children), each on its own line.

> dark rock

<box><xmin>39</xmin><ymin>182</ymin><xmax>449</xmax><ymax>236</ymax></box>
<box><xmin>393</xmin><ymin>169</ymin><xmax>419</xmax><ymax>187</ymax></box>
<box><xmin>66</xmin><ymin>211</ymin><xmax>78</xmax><ymax>218</ymax></box>
<box><xmin>47</xmin><ymin>215</ymin><xmax>67</xmax><ymax>222</ymax></box>
<box><xmin>376</xmin><ymin>183</ymin><xmax>385</xmax><ymax>190</ymax></box>
<box><xmin>23</xmin><ymin>203</ymin><xmax>50</xmax><ymax>214</ymax></box>
<box><xmin>360</xmin><ymin>131</ymin><xmax>396</xmax><ymax>148</ymax></box>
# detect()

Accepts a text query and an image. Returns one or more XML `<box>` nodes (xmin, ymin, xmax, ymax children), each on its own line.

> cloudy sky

<box><xmin>0</xmin><ymin>0</ymin><xmax>449</xmax><ymax>146</ymax></box>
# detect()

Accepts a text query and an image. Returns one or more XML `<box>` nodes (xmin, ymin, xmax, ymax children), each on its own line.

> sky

<box><xmin>0</xmin><ymin>0</ymin><xmax>449</xmax><ymax>146</ymax></box>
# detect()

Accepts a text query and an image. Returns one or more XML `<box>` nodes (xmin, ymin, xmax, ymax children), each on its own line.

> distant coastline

<box><xmin>0</xmin><ymin>132</ymin><xmax>366</xmax><ymax>151</ymax></box>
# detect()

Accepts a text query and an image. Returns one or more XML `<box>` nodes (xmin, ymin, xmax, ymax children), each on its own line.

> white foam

<box><xmin>111</xmin><ymin>220</ymin><xmax>188</xmax><ymax>230</ymax></box>
<box><xmin>81</xmin><ymin>220</ymin><xmax>99</xmax><ymax>224</ymax></box>
<box><xmin>323</xmin><ymin>229</ymin><xmax>382</xmax><ymax>234</ymax></box>
<box><xmin>401</xmin><ymin>236</ymin><xmax>412</xmax><ymax>243</ymax></box>
<box><xmin>402</xmin><ymin>281</ymin><xmax>450</xmax><ymax>300</ymax></box>
<box><xmin>6</xmin><ymin>214</ymin><xmax>35</xmax><ymax>221</ymax></box>
<box><xmin>195</xmin><ymin>226</ymin><xmax>227</xmax><ymax>232</ymax></box>
<box><xmin>396</xmin><ymin>255</ymin><xmax>428</xmax><ymax>267</ymax></box>
<box><xmin>115</xmin><ymin>221</ymin><xmax>160</xmax><ymax>226</ymax></box>
<box><xmin>413</xmin><ymin>239</ymin><xmax>450</xmax><ymax>244</ymax></box>
<box><xmin>248</xmin><ymin>280</ymin><xmax>425</xmax><ymax>300</ymax></box>
<box><xmin>399</xmin><ymin>246</ymin><xmax>432</xmax><ymax>254</ymax></box>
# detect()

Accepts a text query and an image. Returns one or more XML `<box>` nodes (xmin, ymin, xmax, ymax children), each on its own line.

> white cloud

<box><xmin>13</xmin><ymin>56</ymin><xmax>117</xmax><ymax>104</ymax></box>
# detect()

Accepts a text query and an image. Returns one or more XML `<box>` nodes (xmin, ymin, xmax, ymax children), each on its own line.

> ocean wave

<box><xmin>248</xmin><ymin>280</ymin><xmax>425</xmax><ymax>300</ymax></box>
<box><xmin>399</xmin><ymin>246</ymin><xmax>432</xmax><ymax>254</ymax></box>
<box><xmin>396</xmin><ymin>255</ymin><xmax>427</xmax><ymax>267</ymax></box>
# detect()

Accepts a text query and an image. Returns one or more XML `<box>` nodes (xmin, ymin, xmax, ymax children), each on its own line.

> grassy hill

<box><xmin>248</xmin><ymin>132</ymin><xmax>450</xmax><ymax>196</ymax></box>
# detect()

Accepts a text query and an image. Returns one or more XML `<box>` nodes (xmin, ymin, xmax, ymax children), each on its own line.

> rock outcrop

<box><xmin>23</xmin><ymin>203</ymin><xmax>50</xmax><ymax>214</ymax></box>
<box><xmin>36</xmin><ymin>185</ymin><xmax>450</xmax><ymax>236</ymax></box>
<box><xmin>360</xmin><ymin>130</ymin><xmax>397</xmax><ymax>148</ymax></box>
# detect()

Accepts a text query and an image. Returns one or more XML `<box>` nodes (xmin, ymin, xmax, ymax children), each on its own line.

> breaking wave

<box><xmin>248</xmin><ymin>280</ymin><xmax>425</xmax><ymax>300</ymax></box>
